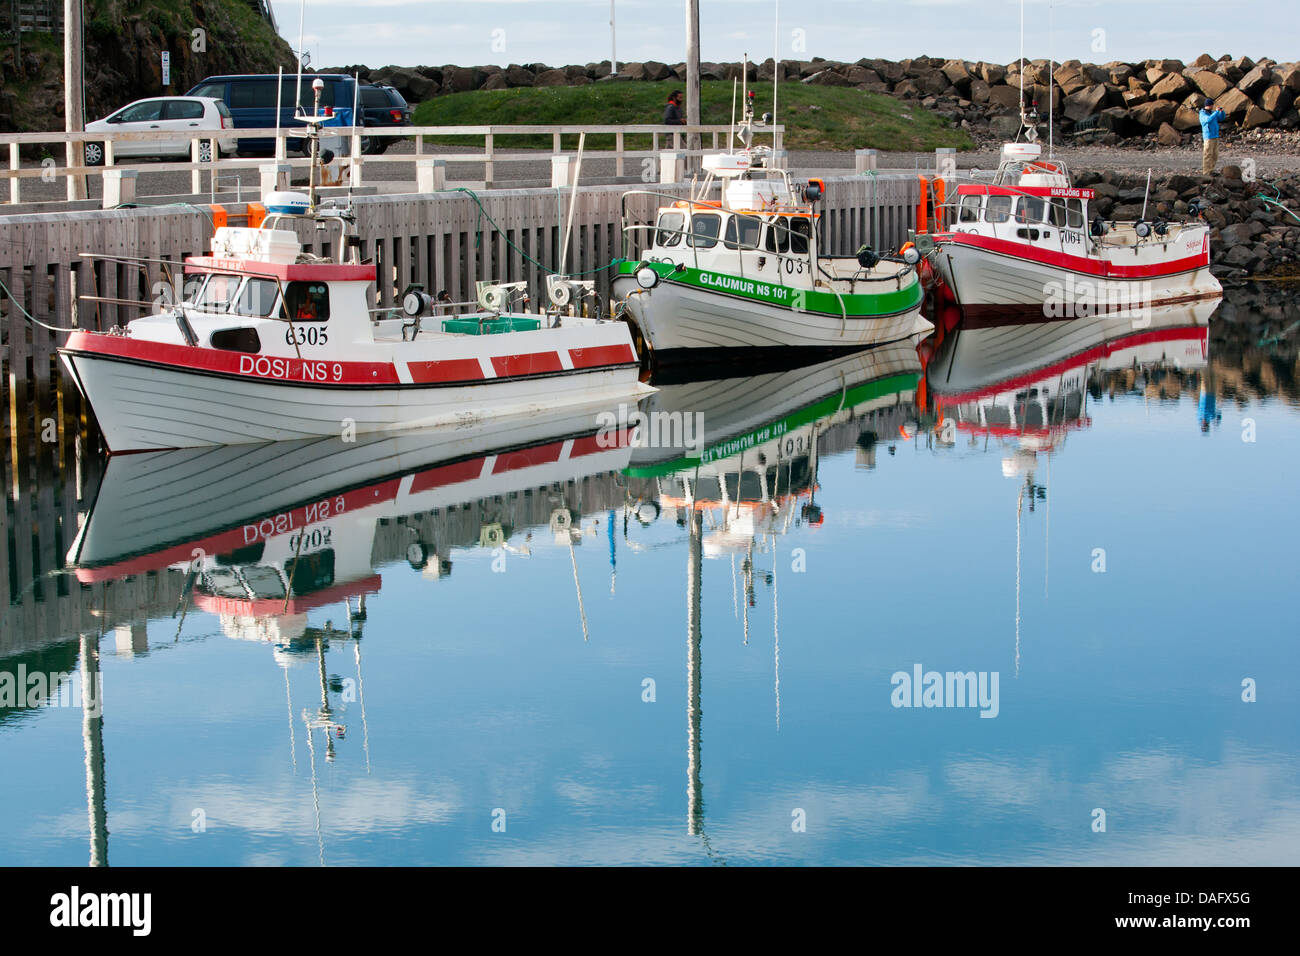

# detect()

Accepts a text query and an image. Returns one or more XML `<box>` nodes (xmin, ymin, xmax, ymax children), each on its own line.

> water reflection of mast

<box><xmin>80</xmin><ymin>630</ymin><xmax>108</xmax><ymax>867</ymax></box>
<box><xmin>686</xmin><ymin>508</ymin><xmax>703</xmax><ymax>837</ymax></box>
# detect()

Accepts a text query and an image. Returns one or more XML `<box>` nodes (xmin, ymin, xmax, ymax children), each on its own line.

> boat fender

<box><xmin>1135</xmin><ymin>221</ymin><xmax>1151</xmax><ymax>238</ymax></box>
<box><xmin>856</xmin><ymin>245</ymin><xmax>879</xmax><ymax>269</ymax></box>
<box><xmin>1187</xmin><ymin>200</ymin><xmax>1202</xmax><ymax>217</ymax></box>
<box><xmin>900</xmin><ymin>243</ymin><xmax>921</xmax><ymax>266</ymax></box>
<box><xmin>1153</xmin><ymin>219</ymin><xmax>1168</xmax><ymax>236</ymax></box>
<box><xmin>1090</xmin><ymin>217</ymin><xmax>1108</xmax><ymax>237</ymax></box>
<box><xmin>804</xmin><ymin>179</ymin><xmax>825</xmax><ymax>203</ymax></box>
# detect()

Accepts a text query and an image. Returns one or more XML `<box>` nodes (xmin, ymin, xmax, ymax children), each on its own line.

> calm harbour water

<box><xmin>2</xmin><ymin>291</ymin><xmax>1298</xmax><ymax>866</ymax></box>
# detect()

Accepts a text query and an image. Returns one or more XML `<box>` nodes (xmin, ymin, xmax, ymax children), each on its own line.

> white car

<box><xmin>83</xmin><ymin>97</ymin><xmax>238</xmax><ymax>165</ymax></box>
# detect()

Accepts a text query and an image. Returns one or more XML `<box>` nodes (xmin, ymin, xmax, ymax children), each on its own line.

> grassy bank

<box><xmin>411</xmin><ymin>80</ymin><xmax>974</xmax><ymax>151</ymax></box>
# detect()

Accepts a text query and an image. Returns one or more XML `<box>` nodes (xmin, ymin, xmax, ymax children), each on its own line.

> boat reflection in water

<box><xmin>921</xmin><ymin>298</ymin><xmax>1216</xmax><ymax>675</ymax></box>
<box><xmin>621</xmin><ymin>343</ymin><xmax>923</xmax><ymax>839</ymax></box>
<box><xmin>64</xmin><ymin>403</ymin><xmax>641</xmax><ymax>860</ymax></box>
<box><xmin>924</xmin><ymin>298</ymin><xmax>1215</xmax><ymax>462</ymax></box>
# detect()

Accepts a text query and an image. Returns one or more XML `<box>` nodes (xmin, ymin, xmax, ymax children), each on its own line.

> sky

<box><xmin>270</xmin><ymin>0</ymin><xmax>1298</xmax><ymax>73</ymax></box>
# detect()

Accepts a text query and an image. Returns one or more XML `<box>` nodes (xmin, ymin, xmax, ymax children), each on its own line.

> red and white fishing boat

<box><xmin>59</xmin><ymin>194</ymin><xmax>647</xmax><ymax>453</ymax></box>
<box><xmin>926</xmin><ymin>140</ymin><xmax>1222</xmax><ymax>326</ymax></box>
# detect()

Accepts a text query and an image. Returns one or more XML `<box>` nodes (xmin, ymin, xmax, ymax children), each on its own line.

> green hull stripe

<box><xmin>623</xmin><ymin>371</ymin><xmax>919</xmax><ymax>478</ymax></box>
<box><xmin>614</xmin><ymin>259</ymin><xmax>923</xmax><ymax>318</ymax></box>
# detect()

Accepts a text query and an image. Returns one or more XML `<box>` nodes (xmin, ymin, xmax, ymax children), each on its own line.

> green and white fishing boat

<box><xmin>613</xmin><ymin>94</ymin><xmax>929</xmax><ymax>366</ymax></box>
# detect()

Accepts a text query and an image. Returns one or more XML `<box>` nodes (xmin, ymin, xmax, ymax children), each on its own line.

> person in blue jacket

<box><xmin>1199</xmin><ymin>99</ymin><xmax>1227</xmax><ymax>175</ymax></box>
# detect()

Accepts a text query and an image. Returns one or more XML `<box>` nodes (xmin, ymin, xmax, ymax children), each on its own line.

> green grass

<box><xmin>412</xmin><ymin>80</ymin><xmax>974</xmax><ymax>152</ymax></box>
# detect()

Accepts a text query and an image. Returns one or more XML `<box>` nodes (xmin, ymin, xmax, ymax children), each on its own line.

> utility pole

<box><xmin>64</xmin><ymin>0</ymin><xmax>87</xmax><ymax>200</ymax></box>
<box><xmin>610</xmin><ymin>0</ymin><xmax>617</xmax><ymax>75</ymax></box>
<box><xmin>685</xmin><ymin>0</ymin><xmax>700</xmax><ymax>156</ymax></box>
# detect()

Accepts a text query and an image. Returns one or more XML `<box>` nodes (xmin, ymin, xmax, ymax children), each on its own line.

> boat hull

<box><xmin>930</xmin><ymin>231</ymin><xmax>1222</xmax><ymax>326</ymax></box>
<box><xmin>612</xmin><ymin>265</ymin><xmax>930</xmax><ymax>366</ymax></box>
<box><xmin>59</xmin><ymin>338</ymin><xmax>647</xmax><ymax>452</ymax></box>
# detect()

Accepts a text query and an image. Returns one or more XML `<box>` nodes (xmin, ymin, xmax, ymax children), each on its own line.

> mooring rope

<box><xmin>453</xmin><ymin>186</ymin><xmax>620</xmax><ymax>277</ymax></box>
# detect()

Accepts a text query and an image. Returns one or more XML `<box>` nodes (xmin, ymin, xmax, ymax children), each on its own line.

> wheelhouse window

<box><xmin>656</xmin><ymin>211</ymin><xmax>685</xmax><ymax>246</ymax></box>
<box><xmin>688</xmin><ymin>213</ymin><xmax>721</xmax><ymax>248</ymax></box>
<box><xmin>985</xmin><ymin>196</ymin><xmax>1011</xmax><ymax>223</ymax></box>
<box><xmin>1015</xmin><ymin>196</ymin><xmax>1046</xmax><ymax>224</ymax></box>
<box><xmin>231</xmin><ymin>277</ymin><xmax>280</xmax><ymax>317</ymax></box>
<box><xmin>283</xmin><ymin>281</ymin><xmax>330</xmax><ymax>321</ymax></box>
<box><xmin>1046</xmin><ymin>199</ymin><xmax>1068</xmax><ymax>228</ymax></box>
<box><xmin>764</xmin><ymin>217</ymin><xmax>788</xmax><ymax>253</ymax></box>
<box><xmin>1066</xmin><ymin>198</ymin><xmax>1084</xmax><ymax>228</ymax></box>
<box><xmin>959</xmin><ymin>194</ymin><xmax>982</xmax><ymax>223</ymax></box>
<box><xmin>723</xmin><ymin>214</ymin><xmax>762</xmax><ymax>250</ymax></box>
<box><xmin>788</xmin><ymin>217</ymin><xmax>812</xmax><ymax>254</ymax></box>
<box><xmin>194</xmin><ymin>273</ymin><xmax>240</xmax><ymax>312</ymax></box>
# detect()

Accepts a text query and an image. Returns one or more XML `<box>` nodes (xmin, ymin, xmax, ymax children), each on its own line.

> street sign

<box><xmin>161</xmin><ymin>51</ymin><xmax>171</xmax><ymax>87</ymax></box>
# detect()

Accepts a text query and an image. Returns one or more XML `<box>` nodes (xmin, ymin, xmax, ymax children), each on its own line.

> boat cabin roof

<box><xmin>183</xmin><ymin>255</ymin><xmax>375</xmax><ymax>283</ymax></box>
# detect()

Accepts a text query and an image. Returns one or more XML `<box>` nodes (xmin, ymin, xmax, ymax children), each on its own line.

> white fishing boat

<box><xmin>613</xmin><ymin>73</ymin><xmax>929</xmax><ymax>365</ymax></box>
<box><xmin>925</xmin><ymin>139</ymin><xmax>1221</xmax><ymax>326</ymax></box>
<box><xmin>58</xmin><ymin>108</ymin><xmax>647</xmax><ymax>453</ymax></box>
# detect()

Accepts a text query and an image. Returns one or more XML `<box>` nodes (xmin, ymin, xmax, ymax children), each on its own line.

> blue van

<box><xmin>186</xmin><ymin>74</ymin><xmax>361</xmax><ymax>156</ymax></box>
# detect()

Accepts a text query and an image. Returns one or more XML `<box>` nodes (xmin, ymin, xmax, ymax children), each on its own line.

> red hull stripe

<box><xmin>407</xmin><ymin>358</ymin><xmax>485</xmax><ymax>383</ymax></box>
<box><xmin>192</xmin><ymin>575</ymin><xmax>383</xmax><ymax>618</ymax></box>
<box><xmin>491</xmin><ymin>351</ymin><xmax>564</xmax><ymax>377</ymax></box>
<box><xmin>185</xmin><ymin>256</ymin><xmax>376</xmax><ymax>282</ymax></box>
<box><xmin>932</xmin><ymin>326</ymin><xmax>1208</xmax><ymax>405</ymax></box>
<box><xmin>407</xmin><ymin>458</ymin><xmax>489</xmax><ymax>494</ymax></box>
<box><xmin>937</xmin><ymin>231</ymin><xmax>1209</xmax><ymax>279</ymax></box>
<box><xmin>568</xmin><ymin>344</ymin><xmax>637</xmax><ymax>369</ymax></box>
<box><xmin>64</xmin><ymin>331</ymin><xmax>401</xmax><ymax>385</ymax></box>
<box><xmin>492</xmin><ymin>440</ymin><xmax>565</xmax><ymax>473</ymax></box>
<box><xmin>64</xmin><ymin>332</ymin><xmax>631</xmax><ymax>388</ymax></box>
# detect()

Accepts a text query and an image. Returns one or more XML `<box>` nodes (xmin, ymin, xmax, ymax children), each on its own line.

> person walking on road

<box><xmin>663</xmin><ymin>91</ymin><xmax>685</xmax><ymax>126</ymax></box>
<box><xmin>1199</xmin><ymin>98</ymin><xmax>1227</xmax><ymax>175</ymax></box>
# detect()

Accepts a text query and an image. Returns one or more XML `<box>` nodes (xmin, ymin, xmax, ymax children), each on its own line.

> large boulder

<box><xmin>1193</xmin><ymin>53</ymin><xmax>1218</xmax><ymax>69</ymax></box>
<box><xmin>1259</xmin><ymin>83</ymin><xmax>1295</xmax><ymax>116</ymax></box>
<box><xmin>642</xmin><ymin>61</ymin><xmax>673</xmax><ymax>82</ymax></box>
<box><xmin>914</xmin><ymin>68</ymin><xmax>950</xmax><ymax>96</ymax></box>
<box><xmin>1063</xmin><ymin>83</ymin><xmax>1108</xmax><ymax>121</ymax></box>
<box><xmin>1123</xmin><ymin>88</ymin><xmax>1150</xmax><ymax>107</ymax></box>
<box><xmin>1053</xmin><ymin>64</ymin><xmax>1088</xmax><ymax>95</ymax></box>
<box><xmin>1131</xmin><ymin>98</ymin><xmax>1178</xmax><ymax>128</ymax></box>
<box><xmin>1237</xmin><ymin>64</ymin><xmax>1273</xmax><ymax>97</ymax></box>
<box><xmin>1150</xmin><ymin>72</ymin><xmax>1191</xmax><ymax>100</ymax></box>
<box><xmin>1156</xmin><ymin>121</ymin><xmax>1183</xmax><ymax>146</ymax></box>
<box><xmin>502</xmin><ymin>65</ymin><xmax>536</xmax><ymax>87</ymax></box>
<box><xmin>1241</xmin><ymin>105</ymin><xmax>1274</xmax><ymax>129</ymax></box>
<box><xmin>1173</xmin><ymin>105</ymin><xmax>1203</xmax><ymax>132</ymax></box>
<box><xmin>941</xmin><ymin>59</ymin><xmax>973</xmax><ymax>92</ymax></box>
<box><xmin>1191</xmin><ymin>70</ymin><xmax>1231</xmax><ymax>100</ymax></box>
<box><xmin>405</xmin><ymin>73</ymin><xmax>438</xmax><ymax>100</ymax></box>
<box><xmin>803</xmin><ymin>69</ymin><xmax>852</xmax><ymax>87</ymax></box>
<box><xmin>986</xmin><ymin>84</ymin><xmax>1022</xmax><ymax>112</ymax></box>
<box><xmin>442</xmin><ymin>65</ymin><xmax>480</xmax><ymax>93</ymax></box>
<box><xmin>976</xmin><ymin>62</ymin><xmax>1006</xmax><ymax>85</ymax></box>
<box><xmin>1215</xmin><ymin>86</ymin><xmax>1254</xmax><ymax>119</ymax></box>
<box><xmin>534</xmin><ymin>69</ymin><xmax>569</xmax><ymax>87</ymax></box>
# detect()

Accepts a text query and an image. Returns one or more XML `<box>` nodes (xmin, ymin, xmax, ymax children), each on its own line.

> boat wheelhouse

<box><xmin>926</xmin><ymin>141</ymin><xmax>1221</xmax><ymax>325</ymax></box>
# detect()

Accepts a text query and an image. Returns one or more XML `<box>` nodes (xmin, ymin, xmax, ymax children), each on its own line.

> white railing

<box><xmin>0</xmin><ymin>124</ymin><xmax>785</xmax><ymax>205</ymax></box>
